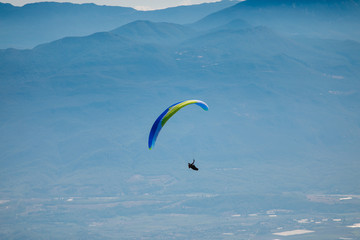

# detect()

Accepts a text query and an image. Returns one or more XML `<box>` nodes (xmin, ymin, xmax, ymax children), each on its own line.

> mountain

<box><xmin>111</xmin><ymin>20</ymin><xmax>195</xmax><ymax>44</ymax></box>
<box><xmin>5</xmin><ymin>19</ymin><xmax>357</xmax><ymax>81</ymax></box>
<box><xmin>1</xmin><ymin>16</ymin><xmax>359</xmax><ymax>196</ymax></box>
<box><xmin>194</xmin><ymin>0</ymin><xmax>360</xmax><ymax>40</ymax></box>
<box><xmin>0</xmin><ymin>2</ymin><xmax>135</xmax><ymax>49</ymax></box>
<box><xmin>1</xmin><ymin>1</ymin><xmax>360</xmax><ymax>239</ymax></box>
<box><xmin>0</xmin><ymin>0</ymin><xmax>238</xmax><ymax>49</ymax></box>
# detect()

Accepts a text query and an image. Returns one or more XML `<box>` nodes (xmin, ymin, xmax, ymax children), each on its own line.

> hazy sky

<box><xmin>0</xmin><ymin>0</ymin><xmax>223</xmax><ymax>10</ymax></box>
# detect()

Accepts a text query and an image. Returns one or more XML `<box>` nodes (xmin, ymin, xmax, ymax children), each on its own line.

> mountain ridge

<box><xmin>0</xmin><ymin>0</ymin><xmax>239</xmax><ymax>49</ymax></box>
<box><xmin>195</xmin><ymin>0</ymin><xmax>360</xmax><ymax>40</ymax></box>
<box><xmin>1</xmin><ymin>0</ymin><xmax>360</xmax><ymax>215</ymax></box>
<box><xmin>111</xmin><ymin>20</ymin><xmax>195</xmax><ymax>44</ymax></box>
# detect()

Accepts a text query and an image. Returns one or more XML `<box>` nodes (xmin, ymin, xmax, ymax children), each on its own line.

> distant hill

<box><xmin>0</xmin><ymin>0</ymin><xmax>359</xmax><ymax>205</ymax></box>
<box><xmin>111</xmin><ymin>20</ymin><xmax>195</xmax><ymax>44</ymax></box>
<box><xmin>1</xmin><ymin>2</ymin><xmax>360</xmax><ymax>239</ymax></box>
<box><xmin>0</xmin><ymin>0</ymin><xmax>238</xmax><ymax>49</ymax></box>
<box><xmin>193</xmin><ymin>0</ymin><xmax>360</xmax><ymax>40</ymax></box>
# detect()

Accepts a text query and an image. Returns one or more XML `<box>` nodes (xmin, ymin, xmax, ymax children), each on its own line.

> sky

<box><xmin>0</xmin><ymin>0</ymin><xmax>223</xmax><ymax>10</ymax></box>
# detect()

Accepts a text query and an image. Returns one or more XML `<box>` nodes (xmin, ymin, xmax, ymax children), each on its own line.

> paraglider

<box><xmin>148</xmin><ymin>99</ymin><xmax>208</xmax><ymax>150</ymax></box>
<box><xmin>188</xmin><ymin>159</ymin><xmax>198</xmax><ymax>171</ymax></box>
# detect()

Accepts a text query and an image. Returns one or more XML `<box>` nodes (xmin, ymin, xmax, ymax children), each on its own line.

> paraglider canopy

<box><xmin>148</xmin><ymin>99</ymin><xmax>208</xmax><ymax>150</ymax></box>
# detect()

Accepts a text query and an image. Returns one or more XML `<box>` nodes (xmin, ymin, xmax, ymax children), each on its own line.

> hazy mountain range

<box><xmin>1</xmin><ymin>0</ymin><xmax>360</xmax><ymax>239</ymax></box>
<box><xmin>0</xmin><ymin>0</ymin><xmax>239</xmax><ymax>49</ymax></box>
<box><xmin>1</xmin><ymin>0</ymin><xmax>360</xmax><ymax>198</ymax></box>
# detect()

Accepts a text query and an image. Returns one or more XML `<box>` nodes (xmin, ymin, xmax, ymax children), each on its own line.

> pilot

<box><xmin>188</xmin><ymin>159</ymin><xmax>199</xmax><ymax>171</ymax></box>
